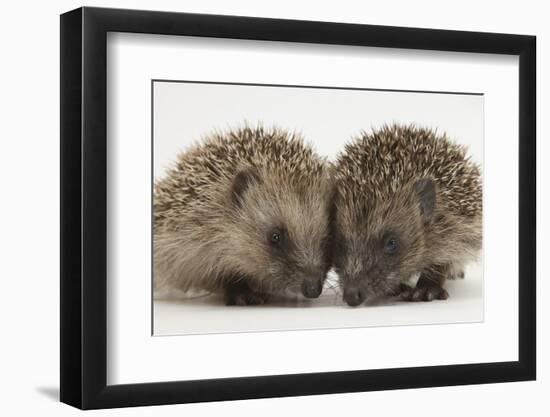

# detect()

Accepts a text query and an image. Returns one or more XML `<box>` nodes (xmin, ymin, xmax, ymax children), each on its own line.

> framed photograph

<box><xmin>60</xmin><ymin>6</ymin><xmax>536</xmax><ymax>409</ymax></box>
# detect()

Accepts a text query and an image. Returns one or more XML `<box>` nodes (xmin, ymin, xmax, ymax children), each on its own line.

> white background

<box><xmin>0</xmin><ymin>0</ymin><xmax>546</xmax><ymax>416</ymax></box>
<box><xmin>153</xmin><ymin>81</ymin><xmax>484</xmax><ymax>176</ymax></box>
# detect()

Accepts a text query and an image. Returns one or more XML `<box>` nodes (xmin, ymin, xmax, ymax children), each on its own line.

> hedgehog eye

<box><xmin>269</xmin><ymin>229</ymin><xmax>282</xmax><ymax>247</ymax></box>
<box><xmin>384</xmin><ymin>237</ymin><xmax>398</xmax><ymax>254</ymax></box>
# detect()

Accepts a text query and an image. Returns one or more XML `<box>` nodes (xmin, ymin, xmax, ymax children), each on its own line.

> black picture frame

<box><xmin>60</xmin><ymin>6</ymin><xmax>536</xmax><ymax>410</ymax></box>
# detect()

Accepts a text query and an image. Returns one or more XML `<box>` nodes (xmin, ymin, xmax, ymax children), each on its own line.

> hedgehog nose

<box><xmin>301</xmin><ymin>278</ymin><xmax>323</xmax><ymax>299</ymax></box>
<box><xmin>343</xmin><ymin>287</ymin><xmax>365</xmax><ymax>307</ymax></box>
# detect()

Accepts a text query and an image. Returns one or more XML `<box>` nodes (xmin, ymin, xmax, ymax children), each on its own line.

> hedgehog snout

<box><xmin>301</xmin><ymin>276</ymin><xmax>323</xmax><ymax>299</ymax></box>
<box><xmin>343</xmin><ymin>286</ymin><xmax>366</xmax><ymax>307</ymax></box>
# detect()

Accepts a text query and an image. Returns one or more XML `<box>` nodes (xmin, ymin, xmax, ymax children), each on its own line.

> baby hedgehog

<box><xmin>332</xmin><ymin>124</ymin><xmax>482</xmax><ymax>307</ymax></box>
<box><xmin>154</xmin><ymin>125</ymin><xmax>333</xmax><ymax>305</ymax></box>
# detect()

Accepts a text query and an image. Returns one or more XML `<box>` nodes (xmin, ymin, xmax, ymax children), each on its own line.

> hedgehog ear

<box><xmin>231</xmin><ymin>167</ymin><xmax>261</xmax><ymax>206</ymax></box>
<box><xmin>413</xmin><ymin>178</ymin><xmax>436</xmax><ymax>223</ymax></box>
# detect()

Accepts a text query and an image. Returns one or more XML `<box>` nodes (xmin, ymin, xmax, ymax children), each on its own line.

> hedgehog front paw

<box><xmin>399</xmin><ymin>286</ymin><xmax>449</xmax><ymax>302</ymax></box>
<box><xmin>387</xmin><ymin>283</ymin><xmax>414</xmax><ymax>297</ymax></box>
<box><xmin>224</xmin><ymin>284</ymin><xmax>268</xmax><ymax>306</ymax></box>
<box><xmin>398</xmin><ymin>275</ymin><xmax>449</xmax><ymax>302</ymax></box>
<box><xmin>225</xmin><ymin>290</ymin><xmax>268</xmax><ymax>305</ymax></box>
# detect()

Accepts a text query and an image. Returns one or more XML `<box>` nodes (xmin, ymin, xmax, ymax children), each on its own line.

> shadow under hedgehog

<box><xmin>331</xmin><ymin>124</ymin><xmax>482</xmax><ymax>307</ymax></box>
<box><xmin>154</xmin><ymin>125</ymin><xmax>334</xmax><ymax>305</ymax></box>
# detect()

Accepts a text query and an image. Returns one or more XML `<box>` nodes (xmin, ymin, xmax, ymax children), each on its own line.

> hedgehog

<box><xmin>331</xmin><ymin>124</ymin><xmax>482</xmax><ymax>307</ymax></box>
<box><xmin>154</xmin><ymin>125</ymin><xmax>334</xmax><ymax>305</ymax></box>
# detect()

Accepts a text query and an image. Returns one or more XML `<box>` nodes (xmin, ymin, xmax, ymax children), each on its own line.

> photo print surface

<box><xmin>152</xmin><ymin>80</ymin><xmax>484</xmax><ymax>336</ymax></box>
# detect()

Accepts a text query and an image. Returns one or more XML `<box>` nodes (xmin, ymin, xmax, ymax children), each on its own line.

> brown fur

<box><xmin>332</xmin><ymin>124</ymin><xmax>482</xmax><ymax>306</ymax></box>
<box><xmin>154</xmin><ymin>125</ymin><xmax>333</xmax><ymax>304</ymax></box>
